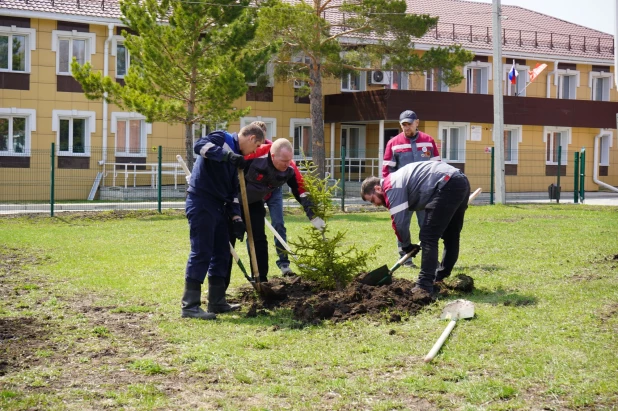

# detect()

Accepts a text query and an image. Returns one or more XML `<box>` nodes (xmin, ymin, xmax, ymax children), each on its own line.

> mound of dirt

<box><xmin>234</xmin><ymin>273</ymin><xmax>475</xmax><ymax>324</ymax></box>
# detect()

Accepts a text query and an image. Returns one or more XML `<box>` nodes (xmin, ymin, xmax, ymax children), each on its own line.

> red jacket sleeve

<box><xmin>382</xmin><ymin>139</ymin><xmax>394</xmax><ymax>177</ymax></box>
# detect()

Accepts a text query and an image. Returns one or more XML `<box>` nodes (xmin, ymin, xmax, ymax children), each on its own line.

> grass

<box><xmin>0</xmin><ymin>205</ymin><xmax>617</xmax><ymax>410</ymax></box>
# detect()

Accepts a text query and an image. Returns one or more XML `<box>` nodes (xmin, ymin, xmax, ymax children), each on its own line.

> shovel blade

<box><xmin>359</xmin><ymin>265</ymin><xmax>391</xmax><ymax>286</ymax></box>
<box><xmin>440</xmin><ymin>299</ymin><xmax>475</xmax><ymax>320</ymax></box>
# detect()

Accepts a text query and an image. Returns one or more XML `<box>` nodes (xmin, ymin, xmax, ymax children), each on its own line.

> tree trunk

<box><xmin>185</xmin><ymin>67</ymin><xmax>198</xmax><ymax>170</ymax></box>
<box><xmin>310</xmin><ymin>64</ymin><xmax>325</xmax><ymax>178</ymax></box>
<box><xmin>185</xmin><ymin>121</ymin><xmax>194</xmax><ymax>171</ymax></box>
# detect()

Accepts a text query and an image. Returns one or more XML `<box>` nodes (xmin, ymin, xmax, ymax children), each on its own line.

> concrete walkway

<box><xmin>1</xmin><ymin>191</ymin><xmax>617</xmax><ymax>215</ymax></box>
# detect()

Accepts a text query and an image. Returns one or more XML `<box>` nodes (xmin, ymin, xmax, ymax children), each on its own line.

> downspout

<box><xmin>546</xmin><ymin>60</ymin><xmax>559</xmax><ymax>98</ymax></box>
<box><xmin>593</xmin><ymin>131</ymin><xmax>618</xmax><ymax>193</ymax></box>
<box><xmin>100</xmin><ymin>23</ymin><xmax>114</xmax><ymax>165</ymax></box>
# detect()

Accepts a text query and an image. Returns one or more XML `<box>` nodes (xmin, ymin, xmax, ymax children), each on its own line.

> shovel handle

<box><xmin>389</xmin><ymin>244</ymin><xmax>421</xmax><ymax>273</ymax></box>
<box><xmin>424</xmin><ymin>319</ymin><xmax>457</xmax><ymax>362</ymax></box>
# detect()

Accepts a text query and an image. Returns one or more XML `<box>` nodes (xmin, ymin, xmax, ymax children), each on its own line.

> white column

<box><xmin>492</xmin><ymin>0</ymin><xmax>506</xmax><ymax>203</ymax></box>
<box><xmin>378</xmin><ymin>119</ymin><xmax>385</xmax><ymax>175</ymax></box>
<box><xmin>330</xmin><ymin>122</ymin><xmax>335</xmax><ymax>177</ymax></box>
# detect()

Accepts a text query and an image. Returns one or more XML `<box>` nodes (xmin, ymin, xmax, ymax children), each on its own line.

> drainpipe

<box><xmin>593</xmin><ymin>131</ymin><xmax>618</xmax><ymax>193</ymax></box>
<box><xmin>100</xmin><ymin>23</ymin><xmax>114</xmax><ymax>165</ymax></box>
<box><xmin>546</xmin><ymin>60</ymin><xmax>559</xmax><ymax>98</ymax></box>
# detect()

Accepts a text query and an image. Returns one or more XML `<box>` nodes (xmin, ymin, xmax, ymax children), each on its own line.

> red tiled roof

<box><xmin>1</xmin><ymin>0</ymin><xmax>613</xmax><ymax>61</ymax></box>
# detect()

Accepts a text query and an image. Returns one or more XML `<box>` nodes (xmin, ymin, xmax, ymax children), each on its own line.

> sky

<box><xmin>470</xmin><ymin>0</ymin><xmax>615</xmax><ymax>34</ymax></box>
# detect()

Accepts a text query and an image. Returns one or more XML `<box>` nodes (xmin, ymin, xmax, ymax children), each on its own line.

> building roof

<box><xmin>1</xmin><ymin>0</ymin><xmax>613</xmax><ymax>61</ymax></box>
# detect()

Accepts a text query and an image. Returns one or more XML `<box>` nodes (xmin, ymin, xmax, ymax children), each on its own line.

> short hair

<box><xmin>250</xmin><ymin>121</ymin><xmax>268</xmax><ymax>133</ymax></box>
<box><xmin>239</xmin><ymin>124</ymin><xmax>265</xmax><ymax>143</ymax></box>
<box><xmin>271</xmin><ymin>138</ymin><xmax>293</xmax><ymax>156</ymax></box>
<box><xmin>361</xmin><ymin>176</ymin><xmax>381</xmax><ymax>198</ymax></box>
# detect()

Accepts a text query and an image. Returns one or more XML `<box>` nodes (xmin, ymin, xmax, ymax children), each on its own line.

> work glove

<box><xmin>224</xmin><ymin>151</ymin><xmax>247</xmax><ymax>169</ymax></box>
<box><xmin>310</xmin><ymin>217</ymin><xmax>326</xmax><ymax>232</ymax></box>
<box><xmin>401</xmin><ymin>243</ymin><xmax>421</xmax><ymax>256</ymax></box>
<box><xmin>232</xmin><ymin>219</ymin><xmax>246</xmax><ymax>241</ymax></box>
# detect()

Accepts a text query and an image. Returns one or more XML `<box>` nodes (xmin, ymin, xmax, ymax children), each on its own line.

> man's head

<box><xmin>238</xmin><ymin>124</ymin><xmax>265</xmax><ymax>155</ymax></box>
<box><xmin>361</xmin><ymin>176</ymin><xmax>386</xmax><ymax>207</ymax></box>
<box><xmin>270</xmin><ymin>138</ymin><xmax>294</xmax><ymax>172</ymax></box>
<box><xmin>251</xmin><ymin>121</ymin><xmax>268</xmax><ymax>134</ymax></box>
<box><xmin>399</xmin><ymin>110</ymin><xmax>419</xmax><ymax>137</ymax></box>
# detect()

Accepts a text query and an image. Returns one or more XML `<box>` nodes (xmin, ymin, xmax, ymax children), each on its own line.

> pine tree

<box><xmin>255</xmin><ymin>0</ymin><xmax>474</xmax><ymax>177</ymax></box>
<box><xmin>72</xmin><ymin>0</ymin><xmax>274</xmax><ymax>168</ymax></box>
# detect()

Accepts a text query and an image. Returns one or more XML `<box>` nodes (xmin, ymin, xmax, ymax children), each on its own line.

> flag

<box><xmin>508</xmin><ymin>60</ymin><xmax>518</xmax><ymax>85</ymax></box>
<box><xmin>528</xmin><ymin>63</ymin><xmax>548</xmax><ymax>82</ymax></box>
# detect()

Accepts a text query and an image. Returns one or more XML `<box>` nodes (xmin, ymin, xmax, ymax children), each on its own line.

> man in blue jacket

<box><xmin>182</xmin><ymin>124</ymin><xmax>265</xmax><ymax>320</ymax></box>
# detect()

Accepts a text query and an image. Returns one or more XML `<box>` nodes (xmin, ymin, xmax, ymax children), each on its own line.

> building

<box><xmin>1</xmin><ymin>0</ymin><xmax>617</xmax><ymax>201</ymax></box>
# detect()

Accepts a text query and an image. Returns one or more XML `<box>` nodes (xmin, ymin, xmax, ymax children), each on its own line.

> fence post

<box><xmin>490</xmin><ymin>147</ymin><xmax>495</xmax><ymax>205</ymax></box>
<box><xmin>573</xmin><ymin>152</ymin><xmax>579</xmax><ymax>203</ymax></box>
<box><xmin>158</xmin><ymin>145</ymin><xmax>162</xmax><ymax>213</ymax></box>
<box><xmin>556</xmin><ymin>145</ymin><xmax>562</xmax><ymax>203</ymax></box>
<box><xmin>579</xmin><ymin>148</ymin><xmax>586</xmax><ymax>203</ymax></box>
<box><xmin>340</xmin><ymin>137</ymin><xmax>346</xmax><ymax>212</ymax></box>
<box><xmin>50</xmin><ymin>142</ymin><xmax>55</xmax><ymax>217</ymax></box>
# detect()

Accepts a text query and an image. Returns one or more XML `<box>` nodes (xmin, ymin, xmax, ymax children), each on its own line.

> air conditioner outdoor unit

<box><xmin>369</xmin><ymin>70</ymin><xmax>390</xmax><ymax>85</ymax></box>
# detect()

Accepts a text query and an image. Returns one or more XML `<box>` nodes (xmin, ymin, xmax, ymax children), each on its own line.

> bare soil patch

<box><xmin>235</xmin><ymin>274</ymin><xmax>475</xmax><ymax>324</ymax></box>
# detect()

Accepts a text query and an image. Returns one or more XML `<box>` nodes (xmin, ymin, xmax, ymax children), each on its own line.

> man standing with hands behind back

<box><xmin>382</xmin><ymin>110</ymin><xmax>440</xmax><ymax>267</ymax></box>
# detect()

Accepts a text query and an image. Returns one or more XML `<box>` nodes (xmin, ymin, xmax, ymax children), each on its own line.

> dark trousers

<box><xmin>229</xmin><ymin>200</ymin><xmax>269</xmax><ymax>282</ymax></box>
<box><xmin>185</xmin><ymin>193</ymin><xmax>231</xmax><ymax>284</ymax></box>
<box><xmin>417</xmin><ymin>174</ymin><xmax>471</xmax><ymax>289</ymax></box>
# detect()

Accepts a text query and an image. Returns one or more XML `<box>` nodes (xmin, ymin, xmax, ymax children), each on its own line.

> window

<box><xmin>599</xmin><ymin>133</ymin><xmax>612</xmax><ymax>166</ymax></box>
<box><xmin>0</xmin><ymin>27</ymin><xmax>36</xmax><ymax>72</ymax></box>
<box><xmin>387</xmin><ymin>71</ymin><xmax>409</xmax><ymax>90</ymax></box>
<box><xmin>341</xmin><ymin>71</ymin><xmax>366</xmax><ymax>92</ymax></box>
<box><xmin>240</xmin><ymin>117</ymin><xmax>276</xmax><ymax>140</ymax></box>
<box><xmin>504</xmin><ymin>66</ymin><xmax>529</xmax><ymax>97</ymax></box>
<box><xmin>248</xmin><ymin>61</ymin><xmax>274</xmax><ymax>87</ymax></box>
<box><xmin>117</xmin><ymin>43</ymin><xmax>128</xmax><ymax>77</ymax></box>
<box><xmin>554</xmin><ymin>70</ymin><xmax>579</xmax><ymax>99</ymax></box>
<box><xmin>502</xmin><ymin>125</ymin><xmax>522</xmax><ymax>164</ymax></box>
<box><xmin>340</xmin><ymin>125</ymin><xmax>366</xmax><ymax>158</ymax></box>
<box><xmin>52</xmin><ymin>30</ymin><xmax>96</xmax><ymax>75</ymax></box>
<box><xmin>111</xmin><ymin>112</ymin><xmax>151</xmax><ymax>157</ymax></box>
<box><xmin>293</xmin><ymin>55</ymin><xmax>311</xmax><ymax>89</ymax></box>
<box><xmin>52</xmin><ymin>110</ymin><xmax>95</xmax><ymax>156</ymax></box>
<box><xmin>590</xmin><ymin>72</ymin><xmax>612</xmax><ymax>101</ymax></box>
<box><xmin>290</xmin><ymin>118</ymin><xmax>312</xmax><ymax>158</ymax></box>
<box><xmin>425</xmin><ymin>68</ymin><xmax>448</xmax><ymax>92</ymax></box>
<box><xmin>464</xmin><ymin>62</ymin><xmax>491</xmax><ymax>94</ymax></box>
<box><xmin>543</xmin><ymin>127</ymin><xmax>570</xmax><ymax>165</ymax></box>
<box><xmin>439</xmin><ymin>122</ymin><xmax>468</xmax><ymax>162</ymax></box>
<box><xmin>0</xmin><ymin>109</ymin><xmax>36</xmax><ymax>156</ymax></box>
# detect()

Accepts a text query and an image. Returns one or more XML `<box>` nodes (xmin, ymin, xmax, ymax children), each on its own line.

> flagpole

<box><xmin>515</xmin><ymin>60</ymin><xmax>519</xmax><ymax>97</ymax></box>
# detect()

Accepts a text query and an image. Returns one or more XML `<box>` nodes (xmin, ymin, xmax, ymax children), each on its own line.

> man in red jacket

<box><xmin>230</xmin><ymin>138</ymin><xmax>324</xmax><ymax>282</ymax></box>
<box><xmin>382</xmin><ymin>110</ymin><xmax>440</xmax><ymax>267</ymax></box>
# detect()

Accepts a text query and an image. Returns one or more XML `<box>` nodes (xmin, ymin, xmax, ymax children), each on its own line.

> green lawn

<box><xmin>1</xmin><ymin>205</ymin><xmax>617</xmax><ymax>410</ymax></box>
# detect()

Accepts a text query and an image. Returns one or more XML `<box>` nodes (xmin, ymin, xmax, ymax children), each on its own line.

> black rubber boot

<box><xmin>207</xmin><ymin>276</ymin><xmax>241</xmax><ymax>314</ymax></box>
<box><xmin>181</xmin><ymin>281</ymin><xmax>216</xmax><ymax>320</ymax></box>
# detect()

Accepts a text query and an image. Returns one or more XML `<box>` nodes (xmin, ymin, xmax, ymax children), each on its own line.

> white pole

<box><xmin>378</xmin><ymin>119</ymin><xmax>385</xmax><ymax>173</ymax></box>
<box><xmin>330</xmin><ymin>122</ymin><xmax>335</xmax><ymax>177</ymax></box>
<box><xmin>492</xmin><ymin>0</ymin><xmax>506</xmax><ymax>204</ymax></box>
<box><xmin>614</xmin><ymin>0</ymin><xmax>618</xmax><ymax>90</ymax></box>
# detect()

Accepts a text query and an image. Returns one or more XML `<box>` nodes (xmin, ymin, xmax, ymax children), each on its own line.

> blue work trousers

<box><xmin>185</xmin><ymin>193</ymin><xmax>231</xmax><ymax>284</ymax></box>
<box><xmin>265</xmin><ymin>187</ymin><xmax>289</xmax><ymax>268</ymax></box>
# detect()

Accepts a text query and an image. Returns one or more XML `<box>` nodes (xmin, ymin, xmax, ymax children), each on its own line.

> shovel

<box><xmin>359</xmin><ymin>244</ymin><xmax>421</xmax><ymax>286</ymax></box>
<box><xmin>238</xmin><ymin>168</ymin><xmax>278</xmax><ymax>299</ymax></box>
<box><xmin>424</xmin><ymin>299</ymin><xmax>475</xmax><ymax>362</ymax></box>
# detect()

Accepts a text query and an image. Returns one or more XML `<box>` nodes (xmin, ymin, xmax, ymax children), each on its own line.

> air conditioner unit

<box><xmin>369</xmin><ymin>70</ymin><xmax>390</xmax><ymax>85</ymax></box>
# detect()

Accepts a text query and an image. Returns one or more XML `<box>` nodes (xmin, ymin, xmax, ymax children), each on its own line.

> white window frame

<box><xmin>438</xmin><ymin>121</ymin><xmax>469</xmax><ymax>163</ymax></box>
<box><xmin>503</xmin><ymin>64</ymin><xmax>529</xmax><ymax>97</ymax></box>
<box><xmin>290</xmin><ymin>117</ymin><xmax>312</xmax><ymax>159</ymax></box>
<box><xmin>111</xmin><ymin>112</ymin><xmax>152</xmax><ymax>157</ymax></box>
<box><xmin>0</xmin><ymin>108</ymin><xmax>36</xmax><ymax>156</ymax></box>
<box><xmin>554</xmin><ymin>69</ymin><xmax>580</xmax><ymax>99</ymax></box>
<box><xmin>463</xmin><ymin>61</ymin><xmax>492</xmax><ymax>94</ymax></box>
<box><xmin>341</xmin><ymin>71</ymin><xmax>366</xmax><ymax>92</ymax></box>
<box><xmin>340</xmin><ymin>125</ymin><xmax>366</xmax><ymax>158</ymax></box>
<box><xmin>248</xmin><ymin>61</ymin><xmax>274</xmax><ymax>87</ymax></box>
<box><xmin>589</xmin><ymin>71</ymin><xmax>612</xmax><ymax>102</ymax></box>
<box><xmin>386</xmin><ymin>71</ymin><xmax>409</xmax><ymax>90</ymax></box>
<box><xmin>240</xmin><ymin>116</ymin><xmax>277</xmax><ymax>140</ymax></box>
<box><xmin>51</xmin><ymin>30</ymin><xmax>96</xmax><ymax>75</ymax></box>
<box><xmin>425</xmin><ymin>68</ymin><xmax>449</xmax><ymax>92</ymax></box>
<box><xmin>0</xmin><ymin>26</ymin><xmax>36</xmax><ymax>73</ymax></box>
<box><xmin>543</xmin><ymin>126</ymin><xmax>571</xmax><ymax>165</ymax></box>
<box><xmin>52</xmin><ymin>110</ymin><xmax>96</xmax><ymax>156</ymax></box>
<box><xmin>498</xmin><ymin>124</ymin><xmax>523</xmax><ymax>164</ymax></box>
<box><xmin>293</xmin><ymin>55</ymin><xmax>311</xmax><ymax>89</ymax></box>
<box><xmin>111</xmin><ymin>35</ymin><xmax>129</xmax><ymax>78</ymax></box>
<box><xmin>599</xmin><ymin>130</ymin><xmax>612</xmax><ymax>166</ymax></box>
